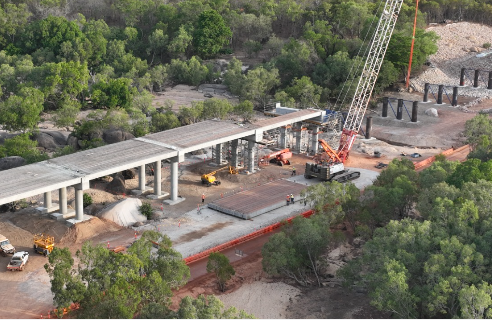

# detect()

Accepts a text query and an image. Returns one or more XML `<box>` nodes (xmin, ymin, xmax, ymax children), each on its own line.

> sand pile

<box><xmin>98</xmin><ymin>198</ymin><xmax>147</xmax><ymax>227</ymax></box>
<box><xmin>60</xmin><ymin>217</ymin><xmax>122</xmax><ymax>244</ymax></box>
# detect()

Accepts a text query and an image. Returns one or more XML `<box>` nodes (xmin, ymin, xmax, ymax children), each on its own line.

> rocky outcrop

<box><xmin>103</xmin><ymin>129</ymin><xmax>135</xmax><ymax>144</ymax></box>
<box><xmin>0</xmin><ymin>156</ymin><xmax>26</xmax><ymax>171</ymax></box>
<box><xmin>106</xmin><ymin>173</ymin><xmax>126</xmax><ymax>195</ymax></box>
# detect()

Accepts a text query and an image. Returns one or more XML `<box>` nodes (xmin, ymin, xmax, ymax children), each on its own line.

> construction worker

<box><xmin>286</xmin><ymin>194</ymin><xmax>290</xmax><ymax>206</ymax></box>
<box><xmin>292</xmin><ymin>166</ymin><xmax>296</xmax><ymax>176</ymax></box>
<box><xmin>202</xmin><ymin>193</ymin><xmax>205</xmax><ymax>203</ymax></box>
<box><xmin>290</xmin><ymin>194</ymin><xmax>294</xmax><ymax>204</ymax></box>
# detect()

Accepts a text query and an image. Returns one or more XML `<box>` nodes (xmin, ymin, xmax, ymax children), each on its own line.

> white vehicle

<box><xmin>0</xmin><ymin>234</ymin><xmax>15</xmax><ymax>256</ymax></box>
<box><xmin>7</xmin><ymin>251</ymin><xmax>29</xmax><ymax>271</ymax></box>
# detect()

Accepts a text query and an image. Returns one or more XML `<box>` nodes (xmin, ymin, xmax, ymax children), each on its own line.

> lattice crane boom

<box><xmin>337</xmin><ymin>0</ymin><xmax>404</xmax><ymax>162</ymax></box>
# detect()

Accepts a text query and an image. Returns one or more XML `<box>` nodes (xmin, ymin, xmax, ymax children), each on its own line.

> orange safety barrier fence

<box><xmin>183</xmin><ymin>210</ymin><xmax>314</xmax><ymax>265</ymax></box>
<box><xmin>414</xmin><ymin>145</ymin><xmax>469</xmax><ymax>171</ymax></box>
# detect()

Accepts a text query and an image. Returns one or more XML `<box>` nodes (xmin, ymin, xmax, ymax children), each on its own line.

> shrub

<box><xmin>139</xmin><ymin>202</ymin><xmax>153</xmax><ymax>219</ymax></box>
<box><xmin>83</xmin><ymin>193</ymin><xmax>93</xmax><ymax>208</ymax></box>
<box><xmin>483</xmin><ymin>42</ymin><xmax>491</xmax><ymax>49</ymax></box>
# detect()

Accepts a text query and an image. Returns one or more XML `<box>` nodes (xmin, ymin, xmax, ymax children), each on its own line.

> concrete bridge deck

<box><xmin>0</xmin><ymin>109</ymin><xmax>323</xmax><ymax>211</ymax></box>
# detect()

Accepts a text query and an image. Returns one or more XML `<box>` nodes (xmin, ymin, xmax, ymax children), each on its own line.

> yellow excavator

<box><xmin>201</xmin><ymin>165</ymin><xmax>239</xmax><ymax>186</ymax></box>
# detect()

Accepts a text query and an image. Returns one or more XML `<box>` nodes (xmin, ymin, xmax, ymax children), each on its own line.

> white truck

<box><xmin>0</xmin><ymin>234</ymin><xmax>15</xmax><ymax>256</ymax></box>
<box><xmin>7</xmin><ymin>251</ymin><xmax>29</xmax><ymax>271</ymax></box>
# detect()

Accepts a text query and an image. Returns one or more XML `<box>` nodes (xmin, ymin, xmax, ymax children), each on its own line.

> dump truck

<box><xmin>7</xmin><ymin>251</ymin><xmax>29</xmax><ymax>271</ymax></box>
<box><xmin>0</xmin><ymin>234</ymin><xmax>15</xmax><ymax>256</ymax></box>
<box><xmin>33</xmin><ymin>234</ymin><xmax>55</xmax><ymax>256</ymax></box>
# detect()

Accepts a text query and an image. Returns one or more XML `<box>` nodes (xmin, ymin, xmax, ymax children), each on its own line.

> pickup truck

<box><xmin>7</xmin><ymin>251</ymin><xmax>29</xmax><ymax>271</ymax></box>
<box><xmin>0</xmin><ymin>234</ymin><xmax>15</xmax><ymax>256</ymax></box>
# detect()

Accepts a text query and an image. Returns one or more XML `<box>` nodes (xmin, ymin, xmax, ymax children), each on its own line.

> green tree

<box><xmin>175</xmin><ymin>295</ymin><xmax>254</xmax><ymax>319</ymax></box>
<box><xmin>241</xmin><ymin>66</ymin><xmax>280</xmax><ymax>108</ymax></box>
<box><xmin>0</xmin><ymin>87</ymin><xmax>44</xmax><ymax>132</ymax></box>
<box><xmin>147</xmin><ymin>29</ymin><xmax>169</xmax><ymax>65</ymax></box>
<box><xmin>262</xmin><ymin>215</ymin><xmax>330</xmax><ymax>286</ymax></box>
<box><xmin>91</xmin><ymin>78</ymin><xmax>135</xmax><ymax>109</ymax></box>
<box><xmin>168</xmin><ymin>56</ymin><xmax>209</xmax><ymax>86</ymax></box>
<box><xmin>0</xmin><ymin>133</ymin><xmax>48</xmax><ymax>163</ymax></box>
<box><xmin>168</xmin><ymin>25</ymin><xmax>193</xmax><ymax>59</ymax></box>
<box><xmin>233</xmin><ymin>100</ymin><xmax>254</xmax><ymax>122</ymax></box>
<box><xmin>151</xmin><ymin>111</ymin><xmax>180</xmax><ymax>132</ymax></box>
<box><xmin>193</xmin><ymin>10</ymin><xmax>232</xmax><ymax>58</ymax></box>
<box><xmin>284</xmin><ymin>76</ymin><xmax>323</xmax><ymax>108</ymax></box>
<box><xmin>274</xmin><ymin>38</ymin><xmax>317</xmax><ymax>86</ymax></box>
<box><xmin>201</xmin><ymin>98</ymin><xmax>233</xmax><ymax>120</ymax></box>
<box><xmin>206</xmin><ymin>252</ymin><xmax>235</xmax><ymax>292</ymax></box>
<box><xmin>178</xmin><ymin>102</ymin><xmax>204</xmax><ymax>125</ymax></box>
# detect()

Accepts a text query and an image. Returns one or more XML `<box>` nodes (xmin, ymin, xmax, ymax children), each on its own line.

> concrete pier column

<box><xmin>411</xmin><ymin>101</ymin><xmax>418</xmax><ymax>122</ymax></box>
<box><xmin>154</xmin><ymin>160</ymin><xmax>161</xmax><ymax>196</ymax></box>
<box><xmin>310</xmin><ymin>126</ymin><xmax>319</xmax><ymax>155</ymax></box>
<box><xmin>279</xmin><ymin>127</ymin><xmax>287</xmax><ymax>149</ymax></box>
<box><xmin>423</xmin><ymin>83</ymin><xmax>430</xmax><ymax>102</ymax></box>
<box><xmin>230</xmin><ymin>139</ymin><xmax>239</xmax><ymax>168</ymax></box>
<box><xmin>382</xmin><ymin>97</ymin><xmax>389</xmax><ymax>117</ymax></box>
<box><xmin>74</xmin><ymin>187</ymin><xmax>84</xmax><ymax>221</ymax></box>
<box><xmin>397</xmin><ymin>99</ymin><xmax>403</xmax><ymax>120</ymax></box>
<box><xmin>215</xmin><ymin>143</ymin><xmax>224</xmax><ymax>164</ymax></box>
<box><xmin>170</xmin><ymin>160</ymin><xmax>178</xmax><ymax>201</ymax></box>
<box><xmin>59</xmin><ymin>187</ymin><xmax>67</xmax><ymax>215</ymax></box>
<box><xmin>295</xmin><ymin>123</ymin><xmax>302</xmax><ymax>153</ymax></box>
<box><xmin>460</xmin><ymin>68</ymin><xmax>466</xmax><ymax>86</ymax></box>
<box><xmin>44</xmin><ymin>192</ymin><xmax>52</xmax><ymax>209</ymax></box>
<box><xmin>365</xmin><ymin>117</ymin><xmax>372</xmax><ymax>139</ymax></box>
<box><xmin>139</xmin><ymin>165</ymin><xmax>146</xmax><ymax>192</ymax></box>
<box><xmin>488</xmin><ymin>71</ymin><xmax>492</xmax><ymax>90</ymax></box>
<box><xmin>474</xmin><ymin>69</ymin><xmax>480</xmax><ymax>88</ymax></box>
<box><xmin>452</xmin><ymin>87</ymin><xmax>458</xmax><ymax>106</ymax></box>
<box><xmin>247</xmin><ymin>140</ymin><xmax>255</xmax><ymax>173</ymax></box>
<box><xmin>437</xmin><ymin>85</ymin><xmax>444</xmax><ymax>104</ymax></box>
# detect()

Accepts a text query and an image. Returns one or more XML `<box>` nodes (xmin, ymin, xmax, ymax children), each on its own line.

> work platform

<box><xmin>208</xmin><ymin>179</ymin><xmax>307</xmax><ymax>219</ymax></box>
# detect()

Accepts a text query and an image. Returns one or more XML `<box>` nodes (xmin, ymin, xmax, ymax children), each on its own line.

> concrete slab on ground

<box><xmin>208</xmin><ymin>179</ymin><xmax>306</xmax><ymax>219</ymax></box>
<box><xmin>135</xmin><ymin>168</ymin><xmax>379</xmax><ymax>258</ymax></box>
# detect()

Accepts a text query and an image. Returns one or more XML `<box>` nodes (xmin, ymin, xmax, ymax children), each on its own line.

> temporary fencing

<box><xmin>414</xmin><ymin>145</ymin><xmax>469</xmax><ymax>171</ymax></box>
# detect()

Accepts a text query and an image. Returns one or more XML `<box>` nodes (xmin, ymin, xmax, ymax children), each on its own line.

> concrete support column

<box><xmin>452</xmin><ymin>87</ymin><xmax>458</xmax><ymax>106</ymax></box>
<box><xmin>247</xmin><ymin>140</ymin><xmax>256</xmax><ymax>173</ymax></box>
<box><xmin>279</xmin><ymin>127</ymin><xmax>287</xmax><ymax>149</ymax></box>
<box><xmin>170</xmin><ymin>160</ymin><xmax>178</xmax><ymax>201</ymax></box>
<box><xmin>437</xmin><ymin>85</ymin><xmax>444</xmax><ymax>104</ymax></box>
<box><xmin>154</xmin><ymin>160</ymin><xmax>161</xmax><ymax>196</ymax></box>
<box><xmin>295</xmin><ymin>123</ymin><xmax>302</xmax><ymax>153</ymax></box>
<box><xmin>365</xmin><ymin>117</ymin><xmax>372</xmax><ymax>139</ymax></box>
<box><xmin>488</xmin><ymin>71</ymin><xmax>492</xmax><ymax>90</ymax></box>
<box><xmin>230</xmin><ymin>139</ymin><xmax>239</xmax><ymax>168</ymax></box>
<box><xmin>382</xmin><ymin>97</ymin><xmax>389</xmax><ymax>117</ymax></box>
<box><xmin>139</xmin><ymin>165</ymin><xmax>146</xmax><ymax>192</ymax></box>
<box><xmin>44</xmin><ymin>192</ymin><xmax>52</xmax><ymax>209</ymax></box>
<box><xmin>423</xmin><ymin>83</ymin><xmax>430</xmax><ymax>102</ymax></box>
<box><xmin>215</xmin><ymin>143</ymin><xmax>224</xmax><ymax>164</ymax></box>
<box><xmin>460</xmin><ymin>68</ymin><xmax>466</xmax><ymax>86</ymax></box>
<box><xmin>397</xmin><ymin>99</ymin><xmax>403</xmax><ymax>120</ymax></box>
<box><xmin>74</xmin><ymin>187</ymin><xmax>84</xmax><ymax>221</ymax></box>
<box><xmin>474</xmin><ymin>69</ymin><xmax>480</xmax><ymax>88</ymax></box>
<box><xmin>59</xmin><ymin>187</ymin><xmax>67</xmax><ymax>215</ymax></box>
<box><xmin>310</xmin><ymin>126</ymin><xmax>319</xmax><ymax>155</ymax></box>
<box><xmin>411</xmin><ymin>101</ymin><xmax>418</xmax><ymax>122</ymax></box>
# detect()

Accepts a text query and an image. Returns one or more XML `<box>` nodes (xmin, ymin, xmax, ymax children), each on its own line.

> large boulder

<box><xmin>106</xmin><ymin>173</ymin><xmax>126</xmax><ymax>195</ymax></box>
<box><xmin>33</xmin><ymin>132</ymin><xmax>60</xmax><ymax>150</ymax></box>
<box><xmin>425</xmin><ymin>108</ymin><xmax>439</xmax><ymax>117</ymax></box>
<box><xmin>99</xmin><ymin>198</ymin><xmax>147</xmax><ymax>227</ymax></box>
<box><xmin>122</xmin><ymin>169</ymin><xmax>136</xmax><ymax>179</ymax></box>
<box><xmin>67</xmin><ymin>135</ymin><xmax>80</xmax><ymax>150</ymax></box>
<box><xmin>41</xmin><ymin>131</ymin><xmax>69</xmax><ymax>146</ymax></box>
<box><xmin>0</xmin><ymin>156</ymin><xmax>26</xmax><ymax>171</ymax></box>
<box><xmin>103</xmin><ymin>129</ymin><xmax>135</xmax><ymax>144</ymax></box>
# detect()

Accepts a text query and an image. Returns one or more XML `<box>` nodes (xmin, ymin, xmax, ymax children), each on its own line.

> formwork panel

<box><xmin>208</xmin><ymin>180</ymin><xmax>307</xmax><ymax>219</ymax></box>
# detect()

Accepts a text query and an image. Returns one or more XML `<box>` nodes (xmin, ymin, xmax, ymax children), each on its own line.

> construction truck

<box><xmin>0</xmin><ymin>234</ymin><xmax>15</xmax><ymax>256</ymax></box>
<box><xmin>201</xmin><ymin>165</ymin><xmax>230</xmax><ymax>187</ymax></box>
<box><xmin>259</xmin><ymin>148</ymin><xmax>292</xmax><ymax>166</ymax></box>
<box><xmin>33</xmin><ymin>233</ymin><xmax>55</xmax><ymax>256</ymax></box>
<box><xmin>306</xmin><ymin>0</ymin><xmax>404</xmax><ymax>182</ymax></box>
<box><xmin>7</xmin><ymin>251</ymin><xmax>28</xmax><ymax>271</ymax></box>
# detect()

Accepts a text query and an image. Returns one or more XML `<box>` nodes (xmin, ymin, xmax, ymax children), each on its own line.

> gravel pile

<box><xmin>412</xmin><ymin>22</ymin><xmax>492</xmax><ymax>100</ymax></box>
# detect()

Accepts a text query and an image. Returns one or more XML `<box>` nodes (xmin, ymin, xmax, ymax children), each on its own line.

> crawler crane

<box><xmin>305</xmin><ymin>0</ymin><xmax>404</xmax><ymax>181</ymax></box>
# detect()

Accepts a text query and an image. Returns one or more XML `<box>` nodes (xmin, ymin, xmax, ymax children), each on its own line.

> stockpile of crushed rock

<box><xmin>412</xmin><ymin>22</ymin><xmax>492</xmax><ymax>100</ymax></box>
